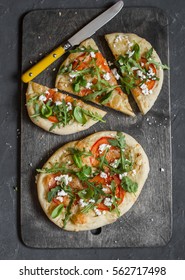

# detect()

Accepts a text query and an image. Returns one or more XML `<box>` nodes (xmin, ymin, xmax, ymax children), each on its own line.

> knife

<box><xmin>21</xmin><ymin>1</ymin><xmax>124</xmax><ymax>83</ymax></box>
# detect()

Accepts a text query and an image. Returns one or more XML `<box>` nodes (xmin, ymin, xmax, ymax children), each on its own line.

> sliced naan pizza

<box><xmin>26</xmin><ymin>82</ymin><xmax>106</xmax><ymax>135</ymax></box>
<box><xmin>36</xmin><ymin>131</ymin><xmax>149</xmax><ymax>231</ymax></box>
<box><xmin>105</xmin><ymin>33</ymin><xmax>168</xmax><ymax>114</ymax></box>
<box><xmin>55</xmin><ymin>38</ymin><xmax>135</xmax><ymax>117</ymax></box>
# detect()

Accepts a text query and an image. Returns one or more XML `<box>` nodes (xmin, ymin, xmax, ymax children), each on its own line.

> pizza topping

<box><xmin>111</xmin><ymin>68</ymin><xmax>120</xmax><ymax>80</ymax></box>
<box><xmin>58</xmin><ymin>44</ymin><xmax>121</xmax><ymax>105</ymax></box>
<box><xmin>115</xmin><ymin>43</ymin><xmax>168</xmax><ymax>96</ymax></box>
<box><xmin>27</xmin><ymin>89</ymin><xmax>106</xmax><ymax>130</ymax></box>
<box><xmin>37</xmin><ymin>132</ymin><xmax>139</xmax><ymax>227</ymax></box>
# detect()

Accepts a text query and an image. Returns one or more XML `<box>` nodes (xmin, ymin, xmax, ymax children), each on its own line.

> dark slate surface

<box><xmin>0</xmin><ymin>0</ymin><xmax>185</xmax><ymax>259</ymax></box>
<box><xmin>21</xmin><ymin>7</ymin><xmax>171</xmax><ymax>249</ymax></box>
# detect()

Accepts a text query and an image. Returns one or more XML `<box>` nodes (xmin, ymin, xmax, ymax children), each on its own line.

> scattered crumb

<box><xmin>58</xmin><ymin>11</ymin><xmax>62</xmax><ymax>16</ymax></box>
<box><xmin>75</xmin><ymin>11</ymin><xmax>77</xmax><ymax>15</ymax></box>
<box><xmin>38</xmin><ymin>35</ymin><xmax>41</xmax><ymax>39</ymax></box>
<box><xmin>29</xmin><ymin>60</ymin><xmax>33</xmax><ymax>64</ymax></box>
<box><xmin>52</xmin><ymin>68</ymin><xmax>56</xmax><ymax>71</ymax></box>
<box><xmin>114</xmin><ymin>240</ymin><xmax>118</xmax><ymax>244</ymax></box>
<box><xmin>29</xmin><ymin>162</ymin><xmax>33</xmax><ymax>167</ymax></box>
<box><xmin>6</xmin><ymin>142</ymin><xmax>12</xmax><ymax>148</ymax></box>
<box><xmin>160</xmin><ymin>168</ymin><xmax>165</xmax><ymax>172</ymax></box>
<box><xmin>39</xmin><ymin>53</ymin><xmax>43</xmax><ymax>56</ymax></box>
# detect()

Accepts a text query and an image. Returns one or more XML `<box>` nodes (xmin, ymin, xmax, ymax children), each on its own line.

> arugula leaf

<box><xmin>72</xmin><ymin>75</ymin><xmax>87</xmax><ymax>92</ymax></box>
<box><xmin>108</xmin><ymin>132</ymin><xmax>126</xmax><ymax>150</ymax></box>
<box><xmin>68</xmin><ymin>148</ymin><xmax>92</xmax><ymax>168</ymax></box>
<box><xmin>36</xmin><ymin>163</ymin><xmax>74</xmax><ymax>175</ymax></box>
<box><xmin>132</xmin><ymin>43</ymin><xmax>140</xmax><ymax>61</ymax></box>
<box><xmin>83</xmin><ymin>86</ymin><xmax>118</xmax><ymax>102</ymax></box>
<box><xmin>76</xmin><ymin>165</ymin><xmax>92</xmax><ymax>181</ymax></box>
<box><xmin>58</xmin><ymin>63</ymin><xmax>73</xmax><ymax>74</ymax></box>
<box><xmin>78</xmin><ymin>187</ymin><xmax>94</xmax><ymax>200</ymax></box>
<box><xmin>81</xmin><ymin>202</ymin><xmax>95</xmax><ymax>214</ymax></box>
<box><xmin>99</xmin><ymin>91</ymin><xmax>112</xmax><ymax>105</ymax></box>
<box><xmin>145</xmin><ymin>47</ymin><xmax>153</xmax><ymax>60</ymax></box>
<box><xmin>121</xmin><ymin>176</ymin><xmax>138</xmax><ymax>193</ymax></box>
<box><xmin>51</xmin><ymin>204</ymin><xmax>64</xmax><ymax>218</ymax></box>
<box><xmin>63</xmin><ymin>198</ymin><xmax>74</xmax><ymax>228</ymax></box>
<box><xmin>47</xmin><ymin>186</ymin><xmax>61</xmax><ymax>202</ymax></box>
<box><xmin>81</xmin><ymin>109</ymin><xmax>106</xmax><ymax>123</ymax></box>
<box><xmin>147</xmin><ymin>59</ymin><xmax>170</xmax><ymax>70</ymax></box>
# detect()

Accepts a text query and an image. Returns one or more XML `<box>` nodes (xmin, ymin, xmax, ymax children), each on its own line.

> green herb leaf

<box><xmin>76</xmin><ymin>165</ymin><xmax>92</xmax><ymax>181</ymax></box>
<box><xmin>81</xmin><ymin>109</ymin><xmax>106</xmax><ymax>123</ymax></box>
<box><xmin>41</xmin><ymin>103</ymin><xmax>53</xmax><ymax>118</ymax></box>
<box><xmin>63</xmin><ymin>198</ymin><xmax>74</xmax><ymax>228</ymax></box>
<box><xmin>132</xmin><ymin>43</ymin><xmax>140</xmax><ymax>61</ymax></box>
<box><xmin>47</xmin><ymin>186</ymin><xmax>61</xmax><ymax>202</ymax></box>
<box><xmin>147</xmin><ymin>59</ymin><xmax>170</xmax><ymax>70</ymax></box>
<box><xmin>73</xmin><ymin>106</ymin><xmax>87</xmax><ymax>124</ymax></box>
<box><xmin>145</xmin><ymin>47</ymin><xmax>153</xmax><ymax>60</ymax></box>
<box><xmin>121</xmin><ymin>176</ymin><xmax>138</xmax><ymax>193</ymax></box>
<box><xmin>58</xmin><ymin>63</ymin><xmax>73</xmax><ymax>74</ymax></box>
<box><xmin>51</xmin><ymin>204</ymin><xmax>64</xmax><ymax>218</ymax></box>
<box><xmin>99</xmin><ymin>91</ymin><xmax>112</xmax><ymax>105</ymax></box>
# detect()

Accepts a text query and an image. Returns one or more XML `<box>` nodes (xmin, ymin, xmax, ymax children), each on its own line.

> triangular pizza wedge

<box><xmin>105</xmin><ymin>33</ymin><xmax>165</xmax><ymax>114</ymax></box>
<box><xmin>55</xmin><ymin>38</ymin><xmax>135</xmax><ymax>117</ymax></box>
<box><xmin>26</xmin><ymin>82</ymin><xmax>106</xmax><ymax>135</ymax></box>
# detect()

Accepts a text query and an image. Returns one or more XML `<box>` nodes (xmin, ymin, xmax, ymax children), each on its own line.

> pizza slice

<box><xmin>26</xmin><ymin>82</ymin><xmax>106</xmax><ymax>135</ymax></box>
<box><xmin>36</xmin><ymin>131</ymin><xmax>149</xmax><ymax>231</ymax></box>
<box><xmin>105</xmin><ymin>33</ymin><xmax>168</xmax><ymax>114</ymax></box>
<box><xmin>55</xmin><ymin>38</ymin><xmax>135</xmax><ymax>117</ymax></box>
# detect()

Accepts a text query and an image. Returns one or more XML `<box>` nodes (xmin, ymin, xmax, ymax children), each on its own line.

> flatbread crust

<box><xmin>37</xmin><ymin>131</ymin><xmax>149</xmax><ymax>231</ymax></box>
<box><xmin>105</xmin><ymin>33</ymin><xmax>164</xmax><ymax>114</ymax></box>
<box><xmin>55</xmin><ymin>38</ymin><xmax>135</xmax><ymax>117</ymax></box>
<box><xmin>26</xmin><ymin>81</ymin><xmax>106</xmax><ymax>135</ymax></box>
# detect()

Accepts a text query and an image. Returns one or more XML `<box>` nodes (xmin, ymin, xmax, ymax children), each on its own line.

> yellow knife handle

<box><xmin>21</xmin><ymin>42</ymin><xmax>72</xmax><ymax>83</ymax></box>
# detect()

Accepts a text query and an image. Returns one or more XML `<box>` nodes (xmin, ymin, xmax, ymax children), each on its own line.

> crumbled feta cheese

<box><xmin>69</xmin><ymin>71</ymin><xmax>78</xmax><ymax>78</ymax></box>
<box><xmin>141</xmin><ymin>62</ymin><xmax>144</xmax><ymax>67</ymax></box>
<box><xmin>126</xmin><ymin>50</ymin><xmax>135</xmax><ymax>58</ymax></box>
<box><xmin>66</xmin><ymin>102</ymin><xmax>72</xmax><ymax>111</ymax></box>
<box><xmin>131</xmin><ymin>67</ymin><xmax>139</xmax><ymax>71</ymax></box>
<box><xmin>85</xmin><ymin>82</ymin><xmax>93</xmax><ymax>89</ymax></box>
<box><xmin>103</xmin><ymin>72</ymin><xmax>111</xmax><ymax>81</ymax></box>
<box><xmin>132</xmin><ymin>169</ymin><xmax>136</xmax><ymax>176</ymax></box>
<box><xmin>148</xmin><ymin>90</ymin><xmax>153</xmax><ymax>94</ymax></box>
<box><xmin>90</xmin><ymin>51</ymin><xmax>96</xmax><ymax>58</ymax></box>
<box><xmin>102</xmin><ymin>187</ymin><xmax>109</xmax><ymax>193</ymax></box>
<box><xmin>53</xmin><ymin>88</ymin><xmax>58</xmax><ymax>92</ymax></box>
<box><xmin>115</xmin><ymin>35</ymin><xmax>122</xmax><ymax>43</ymax></box>
<box><xmin>44</xmin><ymin>90</ymin><xmax>50</xmax><ymax>95</ymax></box>
<box><xmin>89</xmin><ymin>199</ymin><xmax>95</xmax><ymax>203</ymax></box>
<box><xmin>100</xmin><ymin>172</ymin><xmax>108</xmax><ymax>179</ymax></box>
<box><xmin>119</xmin><ymin>173</ymin><xmax>128</xmax><ymax>179</ymax></box>
<box><xmin>55</xmin><ymin>174</ymin><xmax>72</xmax><ymax>185</ymax></box>
<box><xmin>94</xmin><ymin>207</ymin><xmax>102</xmax><ymax>216</ymax></box>
<box><xmin>55</xmin><ymin>101</ymin><xmax>62</xmax><ymax>106</ymax></box>
<box><xmin>104</xmin><ymin>197</ymin><xmax>113</xmax><ymax>207</ymax></box>
<box><xmin>56</xmin><ymin>196</ymin><xmax>63</xmax><ymax>202</ymax></box>
<box><xmin>147</xmin><ymin>67</ymin><xmax>155</xmax><ymax>78</ymax></box>
<box><xmin>79</xmin><ymin>199</ymin><xmax>88</xmax><ymax>207</ymax></box>
<box><xmin>140</xmin><ymin>83</ymin><xmax>149</xmax><ymax>95</ymax></box>
<box><xmin>57</xmin><ymin>190</ymin><xmax>68</xmax><ymax>197</ymax></box>
<box><xmin>110</xmin><ymin>159</ymin><xmax>119</xmax><ymax>168</ymax></box>
<box><xmin>39</xmin><ymin>95</ymin><xmax>47</xmax><ymax>102</ymax></box>
<box><xmin>98</xmin><ymin>144</ymin><xmax>111</xmax><ymax>154</ymax></box>
<box><xmin>108</xmin><ymin>61</ymin><xmax>113</xmax><ymax>66</ymax></box>
<box><xmin>111</xmin><ymin>68</ymin><xmax>120</xmax><ymax>80</ymax></box>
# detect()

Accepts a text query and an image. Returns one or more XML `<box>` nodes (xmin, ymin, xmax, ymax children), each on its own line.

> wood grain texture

<box><xmin>21</xmin><ymin>7</ymin><xmax>171</xmax><ymax>248</ymax></box>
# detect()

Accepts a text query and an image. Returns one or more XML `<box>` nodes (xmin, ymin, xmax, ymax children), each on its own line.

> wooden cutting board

<box><xmin>21</xmin><ymin>7</ymin><xmax>171</xmax><ymax>248</ymax></box>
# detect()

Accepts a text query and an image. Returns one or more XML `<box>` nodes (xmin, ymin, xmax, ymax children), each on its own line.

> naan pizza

<box><xmin>105</xmin><ymin>33</ymin><xmax>168</xmax><ymax>114</ymax></box>
<box><xmin>26</xmin><ymin>82</ymin><xmax>106</xmax><ymax>135</ymax></box>
<box><xmin>55</xmin><ymin>38</ymin><xmax>135</xmax><ymax>117</ymax></box>
<box><xmin>36</xmin><ymin>131</ymin><xmax>149</xmax><ymax>231</ymax></box>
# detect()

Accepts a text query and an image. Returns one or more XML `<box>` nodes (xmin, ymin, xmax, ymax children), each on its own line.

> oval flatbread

<box><xmin>37</xmin><ymin>131</ymin><xmax>149</xmax><ymax>231</ymax></box>
<box><xmin>55</xmin><ymin>38</ymin><xmax>135</xmax><ymax>117</ymax></box>
<box><xmin>105</xmin><ymin>33</ymin><xmax>164</xmax><ymax>114</ymax></box>
<box><xmin>26</xmin><ymin>81</ymin><xmax>106</xmax><ymax>135</ymax></box>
